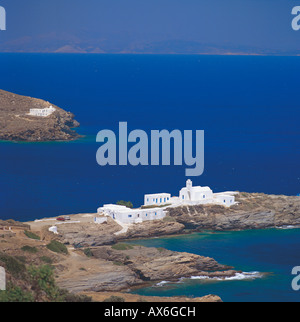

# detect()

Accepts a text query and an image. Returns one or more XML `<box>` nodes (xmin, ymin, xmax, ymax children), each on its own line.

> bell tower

<box><xmin>186</xmin><ymin>179</ymin><xmax>192</xmax><ymax>190</ymax></box>
<box><xmin>186</xmin><ymin>179</ymin><xmax>192</xmax><ymax>200</ymax></box>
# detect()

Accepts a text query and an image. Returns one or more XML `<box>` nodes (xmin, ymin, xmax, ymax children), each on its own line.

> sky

<box><xmin>0</xmin><ymin>0</ymin><xmax>299</xmax><ymax>54</ymax></box>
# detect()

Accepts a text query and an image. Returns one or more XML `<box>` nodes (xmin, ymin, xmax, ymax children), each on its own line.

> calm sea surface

<box><xmin>127</xmin><ymin>229</ymin><xmax>300</xmax><ymax>302</ymax></box>
<box><xmin>0</xmin><ymin>54</ymin><xmax>299</xmax><ymax>301</ymax></box>
<box><xmin>0</xmin><ymin>54</ymin><xmax>299</xmax><ymax>221</ymax></box>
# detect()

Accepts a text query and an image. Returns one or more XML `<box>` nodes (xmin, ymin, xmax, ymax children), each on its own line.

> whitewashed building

<box><xmin>144</xmin><ymin>180</ymin><xmax>236</xmax><ymax>208</ymax></box>
<box><xmin>48</xmin><ymin>226</ymin><xmax>58</xmax><ymax>234</ymax></box>
<box><xmin>28</xmin><ymin>105</ymin><xmax>56</xmax><ymax>117</ymax></box>
<box><xmin>179</xmin><ymin>179</ymin><xmax>213</xmax><ymax>202</ymax></box>
<box><xmin>94</xmin><ymin>217</ymin><xmax>108</xmax><ymax>224</ymax></box>
<box><xmin>144</xmin><ymin>193</ymin><xmax>171</xmax><ymax>206</ymax></box>
<box><xmin>97</xmin><ymin>204</ymin><xmax>166</xmax><ymax>224</ymax></box>
<box><xmin>98</xmin><ymin>180</ymin><xmax>235</xmax><ymax>224</ymax></box>
<box><xmin>213</xmin><ymin>193</ymin><xmax>236</xmax><ymax>207</ymax></box>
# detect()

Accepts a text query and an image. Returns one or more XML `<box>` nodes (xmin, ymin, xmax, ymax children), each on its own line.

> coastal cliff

<box><xmin>0</xmin><ymin>89</ymin><xmax>81</xmax><ymax>141</ymax></box>
<box><xmin>55</xmin><ymin>193</ymin><xmax>300</xmax><ymax>251</ymax></box>
<box><xmin>33</xmin><ymin>192</ymin><xmax>300</xmax><ymax>296</ymax></box>
<box><xmin>166</xmin><ymin>192</ymin><xmax>300</xmax><ymax>231</ymax></box>
<box><xmin>3</xmin><ymin>191</ymin><xmax>299</xmax><ymax>301</ymax></box>
<box><xmin>59</xmin><ymin>218</ymin><xmax>185</xmax><ymax>248</ymax></box>
<box><xmin>54</xmin><ymin>244</ymin><xmax>235</xmax><ymax>293</ymax></box>
<box><xmin>0</xmin><ymin>221</ymin><xmax>227</xmax><ymax>302</ymax></box>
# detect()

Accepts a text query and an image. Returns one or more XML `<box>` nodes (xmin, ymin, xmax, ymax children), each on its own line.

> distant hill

<box><xmin>0</xmin><ymin>89</ymin><xmax>81</xmax><ymax>142</ymax></box>
<box><xmin>0</xmin><ymin>33</ymin><xmax>299</xmax><ymax>55</ymax></box>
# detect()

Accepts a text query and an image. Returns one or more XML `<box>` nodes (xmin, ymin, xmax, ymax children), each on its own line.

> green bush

<box><xmin>40</xmin><ymin>256</ymin><xmax>53</xmax><ymax>264</ymax></box>
<box><xmin>162</xmin><ymin>216</ymin><xmax>177</xmax><ymax>222</ymax></box>
<box><xmin>111</xmin><ymin>243</ymin><xmax>134</xmax><ymax>251</ymax></box>
<box><xmin>83</xmin><ymin>248</ymin><xmax>93</xmax><ymax>257</ymax></box>
<box><xmin>46</xmin><ymin>240</ymin><xmax>68</xmax><ymax>254</ymax></box>
<box><xmin>103</xmin><ymin>295</ymin><xmax>125</xmax><ymax>302</ymax></box>
<box><xmin>21</xmin><ymin>246</ymin><xmax>38</xmax><ymax>254</ymax></box>
<box><xmin>0</xmin><ymin>283</ymin><xmax>34</xmax><ymax>302</ymax></box>
<box><xmin>62</xmin><ymin>292</ymin><xmax>92</xmax><ymax>302</ymax></box>
<box><xmin>0</xmin><ymin>257</ymin><xmax>92</xmax><ymax>302</ymax></box>
<box><xmin>0</xmin><ymin>252</ymin><xmax>26</xmax><ymax>278</ymax></box>
<box><xmin>24</xmin><ymin>230</ymin><xmax>40</xmax><ymax>240</ymax></box>
<box><xmin>15</xmin><ymin>256</ymin><xmax>26</xmax><ymax>263</ymax></box>
<box><xmin>23</xmin><ymin>265</ymin><xmax>92</xmax><ymax>302</ymax></box>
<box><xmin>141</xmin><ymin>204</ymin><xmax>171</xmax><ymax>209</ymax></box>
<box><xmin>28</xmin><ymin>265</ymin><xmax>62</xmax><ymax>301</ymax></box>
<box><xmin>116</xmin><ymin>200</ymin><xmax>133</xmax><ymax>208</ymax></box>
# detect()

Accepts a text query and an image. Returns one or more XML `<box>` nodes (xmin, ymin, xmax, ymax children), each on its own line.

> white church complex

<box><xmin>28</xmin><ymin>105</ymin><xmax>56</xmax><ymax>117</ymax></box>
<box><xmin>145</xmin><ymin>179</ymin><xmax>236</xmax><ymax>207</ymax></box>
<box><xmin>97</xmin><ymin>204</ymin><xmax>166</xmax><ymax>224</ymax></box>
<box><xmin>97</xmin><ymin>180</ymin><xmax>236</xmax><ymax>224</ymax></box>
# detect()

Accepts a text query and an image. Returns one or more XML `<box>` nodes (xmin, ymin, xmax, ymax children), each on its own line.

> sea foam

<box><xmin>154</xmin><ymin>271</ymin><xmax>263</xmax><ymax>287</ymax></box>
<box><xmin>189</xmin><ymin>271</ymin><xmax>263</xmax><ymax>281</ymax></box>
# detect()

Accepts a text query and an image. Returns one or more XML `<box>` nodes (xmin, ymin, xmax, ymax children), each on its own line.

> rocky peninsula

<box><xmin>53</xmin><ymin>193</ymin><xmax>300</xmax><ymax>250</ymax></box>
<box><xmin>0</xmin><ymin>89</ymin><xmax>81</xmax><ymax>142</ymax></box>
<box><xmin>1</xmin><ymin>191</ymin><xmax>299</xmax><ymax>302</ymax></box>
<box><xmin>0</xmin><ymin>218</ymin><xmax>225</xmax><ymax>302</ymax></box>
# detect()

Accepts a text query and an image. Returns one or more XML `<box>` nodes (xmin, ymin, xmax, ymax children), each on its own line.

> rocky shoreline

<box><xmin>0</xmin><ymin>89</ymin><xmax>81</xmax><ymax>142</ymax></box>
<box><xmin>165</xmin><ymin>192</ymin><xmax>300</xmax><ymax>231</ymax></box>
<box><xmin>2</xmin><ymin>191</ymin><xmax>299</xmax><ymax>301</ymax></box>
<box><xmin>24</xmin><ymin>191</ymin><xmax>300</xmax><ymax>299</ymax></box>
<box><xmin>53</xmin><ymin>192</ymin><xmax>300</xmax><ymax>250</ymax></box>
<box><xmin>0</xmin><ymin>218</ymin><xmax>230</xmax><ymax>302</ymax></box>
<box><xmin>54</xmin><ymin>244</ymin><xmax>237</xmax><ymax>294</ymax></box>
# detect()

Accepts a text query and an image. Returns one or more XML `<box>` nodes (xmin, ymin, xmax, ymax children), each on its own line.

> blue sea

<box><xmin>1</xmin><ymin>54</ymin><xmax>300</xmax><ymax>221</ymax></box>
<box><xmin>127</xmin><ymin>228</ymin><xmax>300</xmax><ymax>302</ymax></box>
<box><xmin>0</xmin><ymin>54</ymin><xmax>299</xmax><ymax>301</ymax></box>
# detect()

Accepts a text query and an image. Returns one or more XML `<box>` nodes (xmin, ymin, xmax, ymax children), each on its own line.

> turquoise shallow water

<box><xmin>127</xmin><ymin>228</ymin><xmax>300</xmax><ymax>302</ymax></box>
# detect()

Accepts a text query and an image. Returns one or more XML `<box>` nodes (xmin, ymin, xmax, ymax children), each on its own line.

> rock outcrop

<box><xmin>59</xmin><ymin>218</ymin><xmax>185</xmax><ymax>247</ymax></box>
<box><xmin>23</xmin><ymin>191</ymin><xmax>300</xmax><ymax>299</ymax></box>
<box><xmin>0</xmin><ymin>89</ymin><xmax>81</xmax><ymax>141</ymax></box>
<box><xmin>55</xmin><ymin>258</ymin><xmax>141</xmax><ymax>293</ymax></box>
<box><xmin>59</xmin><ymin>218</ymin><xmax>121</xmax><ymax>247</ymax></box>
<box><xmin>54</xmin><ymin>193</ymin><xmax>300</xmax><ymax>250</ymax></box>
<box><xmin>55</xmin><ymin>244</ymin><xmax>235</xmax><ymax>293</ymax></box>
<box><xmin>83</xmin><ymin>291</ymin><xmax>222</xmax><ymax>303</ymax></box>
<box><xmin>0</xmin><ymin>219</ymin><xmax>30</xmax><ymax>231</ymax></box>
<box><xmin>118</xmin><ymin>220</ymin><xmax>185</xmax><ymax>240</ymax></box>
<box><xmin>166</xmin><ymin>192</ymin><xmax>300</xmax><ymax>231</ymax></box>
<box><xmin>92</xmin><ymin>245</ymin><xmax>234</xmax><ymax>283</ymax></box>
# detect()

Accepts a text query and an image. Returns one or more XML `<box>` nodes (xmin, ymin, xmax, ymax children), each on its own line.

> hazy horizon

<box><xmin>0</xmin><ymin>0</ymin><xmax>299</xmax><ymax>55</ymax></box>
